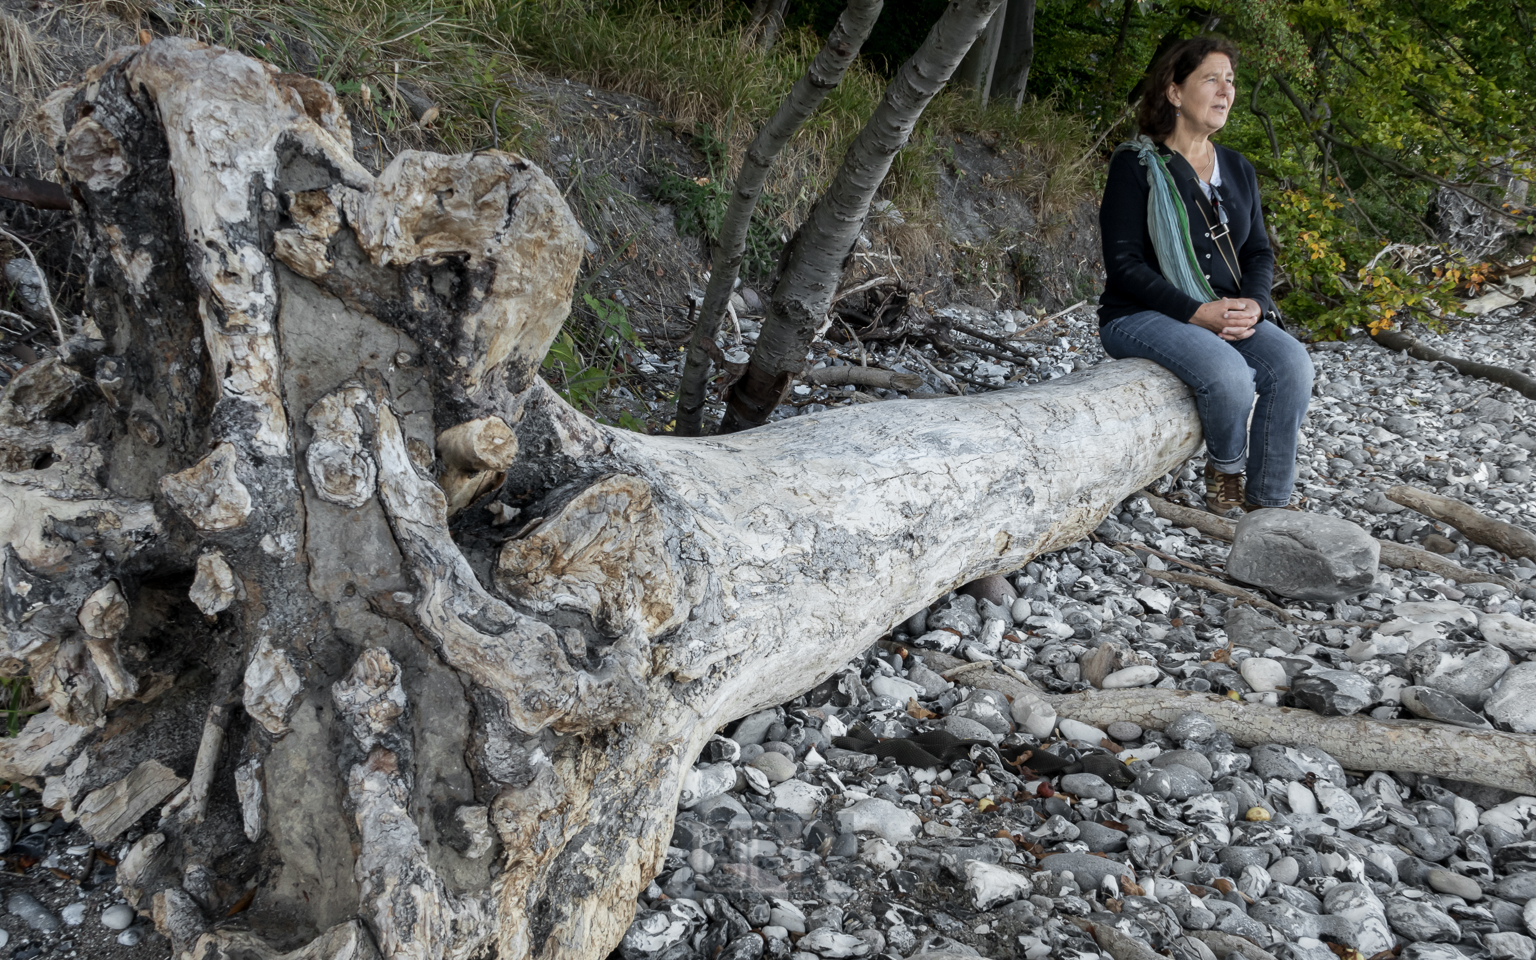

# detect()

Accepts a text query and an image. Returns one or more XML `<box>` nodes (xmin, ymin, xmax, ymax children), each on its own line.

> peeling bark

<box><xmin>0</xmin><ymin>38</ymin><xmax>1210</xmax><ymax>960</ymax></box>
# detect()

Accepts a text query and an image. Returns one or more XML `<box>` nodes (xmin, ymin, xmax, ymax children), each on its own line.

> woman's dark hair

<box><xmin>1136</xmin><ymin>37</ymin><xmax>1240</xmax><ymax>141</ymax></box>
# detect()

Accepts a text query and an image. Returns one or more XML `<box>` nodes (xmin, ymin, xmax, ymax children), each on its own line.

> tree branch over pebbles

<box><xmin>1387</xmin><ymin>483</ymin><xmax>1536</xmax><ymax>563</ymax></box>
<box><xmin>1138</xmin><ymin>492</ymin><xmax>1522</xmax><ymax>592</ymax></box>
<box><xmin>924</xmin><ymin>652</ymin><xmax>1536</xmax><ymax>793</ymax></box>
<box><xmin>1370</xmin><ymin>327</ymin><xmax>1536</xmax><ymax>400</ymax></box>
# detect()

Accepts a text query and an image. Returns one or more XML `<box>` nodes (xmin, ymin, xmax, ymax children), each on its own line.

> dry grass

<box><xmin>0</xmin><ymin>10</ymin><xmax>51</xmax><ymax>93</ymax></box>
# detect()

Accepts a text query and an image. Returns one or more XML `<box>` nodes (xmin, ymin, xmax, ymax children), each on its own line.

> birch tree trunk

<box><xmin>991</xmin><ymin>0</ymin><xmax>1037</xmax><ymax>108</ymax></box>
<box><xmin>674</xmin><ymin>0</ymin><xmax>885</xmax><ymax>438</ymax></box>
<box><xmin>719</xmin><ymin>0</ymin><xmax>1005</xmax><ymax>433</ymax></box>
<box><xmin>0</xmin><ymin>38</ymin><xmax>1202</xmax><ymax>960</ymax></box>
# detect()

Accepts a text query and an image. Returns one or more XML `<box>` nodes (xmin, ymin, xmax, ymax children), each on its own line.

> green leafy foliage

<box><xmin>651</xmin><ymin>124</ymin><xmax>788</xmax><ymax>279</ymax></box>
<box><xmin>0</xmin><ymin>676</ymin><xmax>37</xmax><ymax>737</ymax></box>
<box><xmin>542</xmin><ymin>293</ymin><xmax>652</xmax><ymax>431</ymax></box>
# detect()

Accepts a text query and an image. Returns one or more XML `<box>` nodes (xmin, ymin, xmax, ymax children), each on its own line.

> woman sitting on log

<box><xmin>1097</xmin><ymin>36</ymin><xmax>1313</xmax><ymax>514</ymax></box>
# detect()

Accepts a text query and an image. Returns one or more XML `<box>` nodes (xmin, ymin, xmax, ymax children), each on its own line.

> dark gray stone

<box><xmin>1226</xmin><ymin>604</ymin><xmax>1301</xmax><ymax>653</ymax></box>
<box><xmin>1385</xmin><ymin>896</ymin><xmax>1461</xmax><ymax>942</ymax></box>
<box><xmin>1290</xmin><ymin>670</ymin><xmax>1378</xmax><ymax>716</ymax></box>
<box><xmin>1401</xmin><ymin>685</ymin><xmax>1493</xmax><ymax>728</ymax></box>
<box><xmin>1405</xmin><ymin>826</ymin><xmax>1459</xmax><ymax>862</ymax></box>
<box><xmin>1075</xmin><ymin>821</ymin><xmax>1128</xmax><ymax>853</ymax></box>
<box><xmin>1060</xmin><ymin>773</ymin><xmax>1114</xmax><ymax>802</ymax></box>
<box><xmin>1227</xmin><ymin>510</ymin><xmax>1380</xmax><ymax>601</ymax></box>
<box><xmin>1038</xmin><ymin>851</ymin><xmax>1133</xmax><ymax>890</ymax></box>
<box><xmin>1153</xmin><ymin>749</ymin><xmax>1213</xmax><ymax>781</ymax></box>
<box><xmin>1164</xmin><ymin>711</ymin><xmax>1217</xmax><ymax>743</ymax></box>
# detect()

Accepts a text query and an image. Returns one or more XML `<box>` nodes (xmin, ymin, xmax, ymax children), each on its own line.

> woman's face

<box><xmin>1167</xmin><ymin>53</ymin><xmax>1235</xmax><ymax>135</ymax></box>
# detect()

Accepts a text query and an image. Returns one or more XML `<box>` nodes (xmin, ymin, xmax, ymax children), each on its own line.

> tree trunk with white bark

<box><xmin>674</xmin><ymin>0</ymin><xmax>884</xmax><ymax>438</ymax></box>
<box><xmin>720</xmin><ymin>0</ymin><xmax>1005</xmax><ymax>432</ymax></box>
<box><xmin>0</xmin><ymin>38</ymin><xmax>1206</xmax><ymax>960</ymax></box>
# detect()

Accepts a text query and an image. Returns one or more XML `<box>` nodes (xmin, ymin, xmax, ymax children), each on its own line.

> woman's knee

<box><xmin>1197</xmin><ymin>358</ymin><xmax>1257</xmax><ymax>404</ymax></box>
<box><xmin>1260</xmin><ymin>334</ymin><xmax>1315</xmax><ymax>396</ymax></box>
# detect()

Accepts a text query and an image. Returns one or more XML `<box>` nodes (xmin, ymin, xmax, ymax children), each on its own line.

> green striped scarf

<box><xmin>1113</xmin><ymin>136</ymin><xmax>1218</xmax><ymax>304</ymax></box>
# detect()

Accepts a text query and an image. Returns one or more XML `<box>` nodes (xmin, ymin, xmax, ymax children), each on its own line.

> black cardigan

<box><xmin>1097</xmin><ymin>143</ymin><xmax>1276</xmax><ymax>326</ymax></box>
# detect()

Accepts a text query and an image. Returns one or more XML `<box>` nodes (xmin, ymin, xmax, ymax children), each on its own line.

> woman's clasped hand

<box><xmin>1191</xmin><ymin>297</ymin><xmax>1262</xmax><ymax>341</ymax></box>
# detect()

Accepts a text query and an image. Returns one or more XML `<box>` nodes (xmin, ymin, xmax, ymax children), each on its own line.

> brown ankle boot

<box><xmin>1204</xmin><ymin>463</ymin><xmax>1245</xmax><ymax>514</ymax></box>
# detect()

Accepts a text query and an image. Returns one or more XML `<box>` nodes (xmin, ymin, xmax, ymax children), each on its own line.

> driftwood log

<box><xmin>0</xmin><ymin>39</ymin><xmax>1207</xmax><ymax>960</ymax></box>
<box><xmin>1387</xmin><ymin>483</ymin><xmax>1536</xmax><ymax>563</ymax></box>
<box><xmin>923</xmin><ymin>653</ymin><xmax>1536</xmax><ymax>795</ymax></box>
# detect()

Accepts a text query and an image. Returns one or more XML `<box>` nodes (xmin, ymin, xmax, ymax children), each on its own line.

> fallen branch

<box><xmin>944</xmin><ymin>316</ymin><xmax>1040</xmax><ymax>365</ymax></box>
<box><xmin>923</xmin><ymin>651</ymin><xmax>1536</xmax><ymax>794</ymax></box>
<box><xmin>0</xmin><ymin>174</ymin><xmax>72</xmax><ymax>211</ymax></box>
<box><xmin>1370</xmin><ymin>327</ymin><xmax>1536</xmax><ymax>400</ymax></box>
<box><xmin>1138</xmin><ymin>493</ymin><xmax>1521</xmax><ymax>592</ymax></box>
<box><xmin>805</xmin><ymin>365</ymin><xmax>922</xmax><ymax>390</ymax></box>
<box><xmin>1073</xmin><ymin>918</ymin><xmax>1163</xmax><ymax>960</ymax></box>
<box><xmin>1387</xmin><ymin>483</ymin><xmax>1536</xmax><ymax>563</ymax></box>
<box><xmin>1139</xmin><ymin>563</ymin><xmax>1295</xmax><ymax>624</ymax></box>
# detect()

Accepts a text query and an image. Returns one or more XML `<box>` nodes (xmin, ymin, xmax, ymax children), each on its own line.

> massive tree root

<box><xmin>0</xmin><ymin>39</ymin><xmax>1204</xmax><ymax>960</ymax></box>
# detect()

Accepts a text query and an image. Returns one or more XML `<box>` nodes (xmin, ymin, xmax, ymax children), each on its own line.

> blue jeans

<box><xmin>1100</xmin><ymin>311</ymin><xmax>1314</xmax><ymax>507</ymax></box>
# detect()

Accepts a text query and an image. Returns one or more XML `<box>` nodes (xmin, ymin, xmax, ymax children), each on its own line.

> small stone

<box><xmin>749</xmin><ymin>752</ymin><xmax>797</xmax><ymax>784</ymax></box>
<box><xmin>1385</xmin><ymin>896</ymin><xmax>1462</xmax><ymax>942</ymax></box>
<box><xmin>7</xmin><ymin>892</ymin><xmax>60</xmax><ymax>933</ymax></box>
<box><xmin>1038</xmin><ymin>851</ymin><xmax>1133</xmax><ymax>890</ymax></box>
<box><xmin>1134</xmin><ymin>587</ymin><xmax>1173</xmax><ymax>615</ymax></box>
<box><xmin>61</xmin><ymin>902</ymin><xmax>86</xmax><ymax>926</ymax></box>
<box><xmin>1268</xmin><ymin>856</ymin><xmax>1299</xmax><ymax>885</ymax></box>
<box><xmin>1418</xmin><ymin>643</ymin><xmax>1511</xmax><ymax>709</ymax></box>
<box><xmin>1102</xmin><ymin>665</ymin><xmax>1160</xmax><ymax>688</ymax></box>
<box><xmin>1247</xmin><ymin>807</ymin><xmax>1271</xmax><ymax>822</ymax></box>
<box><xmin>1057</xmin><ymin>718</ymin><xmax>1108</xmax><ymax>743</ymax></box>
<box><xmin>961</xmin><ymin>575</ymin><xmax>1017</xmax><ymax>608</ymax></box>
<box><xmin>860</xmin><ymin>837</ymin><xmax>902</xmax><ymax>871</ymax></box>
<box><xmin>1226</xmin><ymin>604</ymin><xmax>1301</xmax><ymax>653</ymax></box>
<box><xmin>1106</xmin><ymin>721</ymin><xmax>1142</xmax><ymax>742</ymax></box>
<box><xmin>1154</xmin><ymin>749</ymin><xmax>1213</xmax><ymax>781</ymax></box>
<box><xmin>688</xmin><ymin>848</ymin><xmax>715</xmax><ymax>875</ymax></box>
<box><xmin>1009</xmin><ymin>694</ymin><xmax>1057</xmax><ymax>739</ymax></box>
<box><xmin>116</xmin><ymin>927</ymin><xmax>143</xmax><ymax>947</ymax></box>
<box><xmin>1482</xmin><ymin>614</ymin><xmax>1536</xmax><ymax>653</ymax></box>
<box><xmin>1400</xmin><ymin>685</ymin><xmax>1491</xmax><ymax>728</ymax></box>
<box><xmin>100</xmin><ymin>902</ymin><xmax>137</xmax><ymax>931</ymax></box>
<box><xmin>1164</xmin><ymin>711</ymin><xmax>1217</xmax><ymax>743</ymax></box>
<box><xmin>797</xmin><ymin>928</ymin><xmax>870</xmax><ymax>958</ymax></box>
<box><xmin>1427</xmin><ymin>868</ymin><xmax>1482</xmax><ymax>900</ymax></box>
<box><xmin>1227</xmin><ymin>510</ymin><xmax>1380</xmax><ymax>601</ymax></box>
<box><xmin>869</xmin><ymin>675</ymin><xmax>923</xmax><ymax>703</ymax></box>
<box><xmin>943</xmin><ymin>715</ymin><xmax>1000</xmax><ymax>744</ymax></box>
<box><xmin>965</xmin><ymin>860</ymin><xmax>1033</xmax><ymax>911</ymax></box>
<box><xmin>770</xmin><ymin>780</ymin><xmax>827</xmax><ymax>819</ymax></box>
<box><xmin>835</xmin><ymin>798</ymin><xmax>920</xmax><ymax>844</ymax></box>
<box><xmin>1059</xmin><ymin>773</ymin><xmax>1113</xmax><ymax>802</ymax></box>
<box><xmin>1485</xmin><ymin>662</ymin><xmax>1536</xmax><ymax>733</ymax></box>
<box><xmin>733</xmin><ymin>708</ymin><xmax>780</xmax><ymax>746</ymax></box>
<box><xmin>1240</xmin><ymin>657</ymin><xmax>1287</xmax><ymax>692</ymax></box>
<box><xmin>1290</xmin><ymin>669</ymin><xmax>1378</xmax><ymax>716</ymax></box>
<box><xmin>1487</xmin><ymin>932</ymin><xmax>1536</xmax><ymax>960</ymax></box>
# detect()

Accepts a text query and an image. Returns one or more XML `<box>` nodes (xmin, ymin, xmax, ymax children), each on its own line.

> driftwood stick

<box><xmin>805</xmin><ymin>365</ymin><xmax>923</xmax><ymax>390</ymax></box>
<box><xmin>1074</xmin><ymin>918</ymin><xmax>1164</xmax><ymax>960</ymax></box>
<box><xmin>1386</xmin><ymin>483</ymin><xmax>1536</xmax><ymax>562</ymax></box>
<box><xmin>0</xmin><ymin>175</ymin><xmax>72</xmax><ymax>211</ymax></box>
<box><xmin>1371</xmin><ymin>327</ymin><xmax>1536</xmax><ymax>400</ymax></box>
<box><xmin>922</xmin><ymin>651</ymin><xmax>1536</xmax><ymax>794</ymax></box>
<box><xmin>1140</xmin><ymin>564</ymin><xmax>1295</xmax><ymax>623</ymax></box>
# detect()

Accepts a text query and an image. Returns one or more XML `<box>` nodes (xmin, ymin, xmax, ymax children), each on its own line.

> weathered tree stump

<box><xmin>0</xmin><ymin>39</ymin><xmax>1203</xmax><ymax>960</ymax></box>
